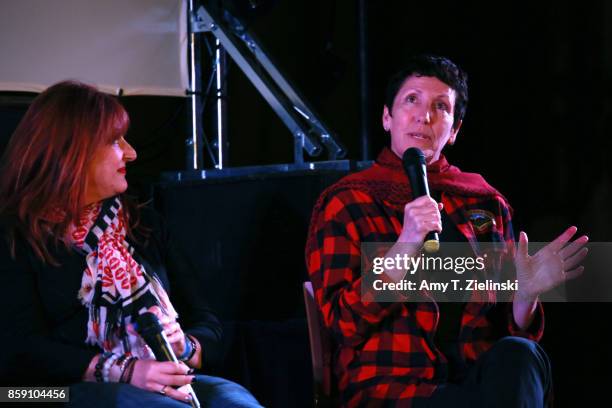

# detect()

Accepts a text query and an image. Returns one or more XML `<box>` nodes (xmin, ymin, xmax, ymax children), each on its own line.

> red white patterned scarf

<box><xmin>70</xmin><ymin>197</ymin><xmax>177</xmax><ymax>358</ymax></box>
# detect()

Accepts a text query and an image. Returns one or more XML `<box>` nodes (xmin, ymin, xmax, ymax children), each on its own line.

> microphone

<box><xmin>134</xmin><ymin>312</ymin><xmax>201</xmax><ymax>408</ymax></box>
<box><xmin>402</xmin><ymin>147</ymin><xmax>440</xmax><ymax>253</ymax></box>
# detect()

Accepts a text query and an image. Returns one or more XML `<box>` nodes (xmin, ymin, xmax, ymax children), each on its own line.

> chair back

<box><xmin>303</xmin><ymin>281</ymin><xmax>335</xmax><ymax>406</ymax></box>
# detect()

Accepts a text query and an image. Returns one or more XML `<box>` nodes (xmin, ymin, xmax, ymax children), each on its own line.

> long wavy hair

<box><xmin>0</xmin><ymin>80</ymin><xmax>139</xmax><ymax>263</ymax></box>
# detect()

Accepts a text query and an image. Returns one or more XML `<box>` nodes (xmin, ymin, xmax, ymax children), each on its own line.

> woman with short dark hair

<box><xmin>306</xmin><ymin>55</ymin><xmax>588</xmax><ymax>407</ymax></box>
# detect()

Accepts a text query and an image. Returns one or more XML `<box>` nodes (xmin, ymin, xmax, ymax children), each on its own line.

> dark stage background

<box><xmin>1</xmin><ymin>1</ymin><xmax>611</xmax><ymax>406</ymax></box>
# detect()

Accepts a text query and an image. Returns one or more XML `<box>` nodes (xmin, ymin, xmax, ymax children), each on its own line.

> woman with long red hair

<box><xmin>0</xmin><ymin>81</ymin><xmax>262</xmax><ymax>407</ymax></box>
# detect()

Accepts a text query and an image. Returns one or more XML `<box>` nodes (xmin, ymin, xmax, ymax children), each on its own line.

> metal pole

<box><xmin>193</xmin><ymin>5</ymin><xmax>327</xmax><ymax>160</ymax></box>
<box><xmin>358</xmin><ymin>0</ymin><xmax>370</xmax><ymax>160</ymax></box>
<box><xmin>214</xmin><ymin>38</ymin><xmax>228</xmax><ymax>169</ymax></box>
<box><xmin>188</xmin><ymin>0</ymin><xmax>199</xmax><ymax>169</ymax></box>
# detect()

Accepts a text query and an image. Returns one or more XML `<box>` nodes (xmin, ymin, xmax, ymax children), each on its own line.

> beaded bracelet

<box><xmin>182</xmin><ymin>334</ymin><xmax>197</xmax><ymax>362</ymax></box>
<box><xmin>120</xmin><ymin>357</ymin><xmax>138</xmax><ymax>384</ymax></box>
<box><xmin>115</xmin><ymin>354</ymin><xmax>131</xmax><ymax>375</ymax></box>
<box><xmin>125</xmin><ymin>358</ymin><xmax>138</xmax><ymax>384</ymax></box>
<box><xmin>102</xmin><ymin>353</ymin><xmax>119</xmax><ymax>383</ymax></box>
<box><xmin>118</xmin><ymin>357</ymin><xmax>134</xmax><ymax>383</ymax></box>
<box><xmin>94</xmin><ymin>352</ymin><xmax>113</xmax><ymax>383</ymax></box>
<box><xmin>118</xmin><ymin>359</ymin><xmax>130</xmax><ymax>383</ymax></box>
<box><xmin>104</xmin><ymin>353</ymin><xmax>128</xmax><ymax>383</ymax></box>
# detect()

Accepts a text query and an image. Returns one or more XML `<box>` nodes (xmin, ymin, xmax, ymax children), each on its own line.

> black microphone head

<box><xmin>134</xmin><ymin>312</ymin><xmax>163</xmax><ymax>338</ymax></box>
<box><xmin>401</xmin><ymin>147</ymin><xmax>429</xmax><ymax>198</ymax></box>
<box><xmin>402</xmin><ymin>147</ymin><xmax>426</xmax><ymax>170</ymax></box>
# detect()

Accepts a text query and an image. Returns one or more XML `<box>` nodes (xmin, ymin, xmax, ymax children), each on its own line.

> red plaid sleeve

<box><xmin>306</xmin><ymin>189</ymin><xmax>403</xmax><ymax>347</ymax></box>
<box><xmin>507</xmin><ymin>302</ymin><xmax>544</xmax><ymax>341</ymax></box>
<box><xmin>497</xmin><ymin>196</ymin><xmax>545</xmax><ymax>342</ymax></box>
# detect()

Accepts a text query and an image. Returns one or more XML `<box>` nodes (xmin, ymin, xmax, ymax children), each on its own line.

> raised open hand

<box><xmin>514</xmin><ymin>226</ymin><xmax>588</xmax><ymax>301</ymax></box>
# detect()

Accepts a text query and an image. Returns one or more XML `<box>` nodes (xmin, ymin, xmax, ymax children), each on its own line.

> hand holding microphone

<box><xmin>400</xmin><ymin>147</ymin><xmax>441</xmax><ymax>253</ymax></box>
<box><xmin>134</xmin><ymin>312</ymin><xmax>201</xmax><ymax>408</ymax></box>
<box><xmin>145</xmin><ymin>306</ymin><xmax>189</xmax><ymax>358</ymax></box>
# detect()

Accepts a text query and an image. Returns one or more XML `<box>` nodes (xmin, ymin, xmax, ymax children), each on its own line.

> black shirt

<box><xmin>0</xmin><ymin>207</ymin><xmax>223</xmax><ymax>385</ymax></box>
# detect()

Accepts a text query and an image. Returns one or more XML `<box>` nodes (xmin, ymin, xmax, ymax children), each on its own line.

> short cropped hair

<box><xmin>384</xmin><ymin>55</ymin><xmax>468</xmax><ymax>129</ymax></box>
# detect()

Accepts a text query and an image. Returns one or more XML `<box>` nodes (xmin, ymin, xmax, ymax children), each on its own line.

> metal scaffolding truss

<box><xmin>184</xmin><ymin>1</ymin><xmax>346</xmax><ymax>176</ymax></box>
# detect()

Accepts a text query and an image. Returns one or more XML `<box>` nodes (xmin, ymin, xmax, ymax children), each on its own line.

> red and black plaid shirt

<box><xmin>305</xmin><ymin>148</ymin><xmax>543</xmax><ymax>407</ymax></box>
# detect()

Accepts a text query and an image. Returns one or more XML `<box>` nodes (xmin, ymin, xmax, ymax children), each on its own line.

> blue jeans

<box><xmin>67</xmin><ymin>374</ymin><xmax>263</xmax><ymax>408</ymax></box>
<box><xmin>414</xmin><ymin>337</ymin><xmax>552</xmax><ymax>408</ymax></box>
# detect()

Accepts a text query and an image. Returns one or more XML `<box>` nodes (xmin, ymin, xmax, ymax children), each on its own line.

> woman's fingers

<box><xmin>404</xmin><ymin>206</ymin><xmax>441</xmax><ymax>220</ymax></box>
<box><xmin>131</xmin><ymin>360</ymin><xmax>194</xmax><ymax>405</ymax></box>
<box><xmin>400</xmin><ymin>196</ymin><xmax>442</xmax><ymax>243</ymax></box>
<box><xmin>427</xmin><ymin>220</ymin><xmax>442</xmax><ymax>233</ymax></box>
<box><xmin>156</xmin><ymin>361</ymin><xmax>190</xmax><ymax>375</ymax></box>
<box><xmin>557</xmin><ymin>235</ymin><xmax>589</xmax><ymax>260</ymax></box>
<box><xmin>405</xmin><ymin>206</ymin><xmax>440</xmax><ymax>216</ymax></box>
<box><xmin>149</xmin><ymin>382</ymin><xmax>191</xmax><ymax>404</ymax></box>
<box><xmin>156</xmin><ymin>372</ymin><xmax>194</xmax><ymax>387</ymax></box>
<box><xmin>147</xmin><ymin>306</ymin><xmax>172</xmax><ymax>325</ymax></box>
<box><xmin>166</xmin><ymin>330</ymin><xmax>185</xmax><ymax>343</ymax></box>
<box><xmin>409</xmin><ymin>219</ymin><xmax>441</xmax><ymax>234</ymax></box>
<box><xmin>562</xmin><ymin>247</ymin><xmax>589</xmax><ymax>273</ymax></box>
<box><xmin>163</xmin><ymin>321</ymin><xmax>182</xmax><ymax>337</ymax></box>
<box><xmin>404</xmin><ymin>205</ymin><xmax>441</xmax><ymax>224</ymax></box>
<box><xmin>163</xmin><ymin>385</ymin><xmax>193</xmax><ymax>404</ymax></box>
<box><xmin>405</xmin><ymin>196</ymin><xmax>440</xmax><ymax>213</ymax></box>
<box><xmin>162</xmin><ymin>322</ymin><xmax>186</xmax><ymax>355</ymax></box>
<box><xmin>165</xmin><ymin>331</ymin><xmax>184</xmax><ymax>345</ymax></box>
<box><xmin>409</xmin><ymin>195</ymin><xmax>437</xmax><ymax>206</ymax></box>
<box><xmin>153</xmin><ymin>363</ymin><xmax>194</xmax><ymax>404</ymax></box>
<box><xmin>148</xmin><ymin>306</ymin><xmax>163</xmax><ymax>318</ymax></box>
<box><xmin>517</xmin><ymin>231</ymin><xmax>529</xmax><ymax>259</ymax></box>
<box><xmin>150</xmin><ymin>362</ymin><xmax>192</xmax><ymax>402</ymax></box>
<box><xmin>548</xmin><ymin>226</ymin><xmax>578</xmax><ymax>253</ymax></box>
<box><xmin>564</xmin><ymin>265</ymin><xmax>585</xmax><ymax>281</ymax></box>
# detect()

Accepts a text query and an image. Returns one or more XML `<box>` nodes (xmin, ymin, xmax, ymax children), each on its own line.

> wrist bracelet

<box><xmin>178</xmin><ymin>334</ymin><xmax>193</xmax><ymax>361</ymax></box>
<box><xmin>184</xmin><ymin>335</ymin><xmax>197</xmax><ymax>362</ymax></box>
<box><xmin>122</xmin><ymin>357</ymin><xmax>138</xmax><ymax>384</ymax></box>
<box><xmin>107</xmin><ymin>353</ymin><xmax>128</xmax><ymax>383</ymax></box>
<box><xmin>115</xmin><ymin>354</ymin><xmax>130</xmax><ymax>373</ymax></box>
<box><xmin>119</xmin><ymin>357</ymin><xmax>135</xmax><ymax>383</ymax></box>
<box><xmin>120</xmin><ymin>357</ymin><xmax>137</xmax><ymax>383</ymax></box>
<box><xmin>102</xmin><ymin>353</ymin><xmax>119</xmax><ymax>383</ymax></box>
<box><xmin>95</xmin><ymin>352</ymin><xmax>113</xmax><ymax>383</ymax></box>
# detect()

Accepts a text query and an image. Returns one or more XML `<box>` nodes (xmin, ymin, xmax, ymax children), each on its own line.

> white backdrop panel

<box><xmin>0</xmin><ymin>0</ymin><xmax>187</xmax><ymax>96</ymax></box>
